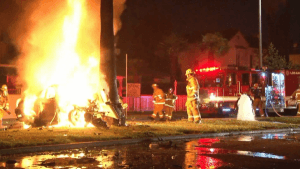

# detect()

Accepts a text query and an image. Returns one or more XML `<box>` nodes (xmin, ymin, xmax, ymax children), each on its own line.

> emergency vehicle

<box><xmin>195</xmin><ymin>66</ymin><xmax>298</xmax><ymax>117</ymax></box>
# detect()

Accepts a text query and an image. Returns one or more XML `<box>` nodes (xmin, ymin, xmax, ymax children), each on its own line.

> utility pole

<box><xmin>259</xmin><ymin>0</ymin><xmax>263</xmax><ymax>68</ymax></box>
<box><xmin>100</xmin><ymin>0</ymin><xmax>125</xmax><ymax>125</ymax></box>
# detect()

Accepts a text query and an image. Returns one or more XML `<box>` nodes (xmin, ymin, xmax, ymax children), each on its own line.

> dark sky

<box><xmin>0</xmin><ymin>0</ymin><xmax>299</xmax><ymax>47</ymax></box>
<box><xmin>289</xmin><ymin>0</ymin><xmax>300</xmax><ymax>42</ymax></box>
<box><xmin>1</xmin><ymin>0</ymin><xmax>299</xmax><ymax>72</ymax></box>
<box><xmin>170</xmin><ymin>0</ymin><xmax>260</xmax><ymax>37</ymax></box>
<box><xmin>116</xmin><ymin>0</ymin><xmax>299</xmax><ymax>75</ymax></box>
<box><xmin>117</xmin><ymin>0</ymin><xmax>299</xmax><ymax>45</ymax></box>
<box><xmin>171</xmin><ymin>0</ymin><xmax>299</xmax><ymax>42</ymax></box>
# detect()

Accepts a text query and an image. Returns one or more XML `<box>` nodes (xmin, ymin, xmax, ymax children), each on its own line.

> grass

<box><xmin>264</xmin><ymin>117</ymin><xmax>300</xmax><ymax>124</ymax></box>
<box><xmin>0</xmin><ymin>118</ymin><xmax>298</xmax><ymax>149</ymax></box>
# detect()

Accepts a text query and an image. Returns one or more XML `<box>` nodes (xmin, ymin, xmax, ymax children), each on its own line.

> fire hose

<box><xmin>269</xmin><ymin>101</ymin><xmax>282</xmax><ymax>117</ymax></box>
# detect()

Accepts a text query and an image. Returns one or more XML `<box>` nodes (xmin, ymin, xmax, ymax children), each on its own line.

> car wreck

<box><xmin>15</xmin><ymin>86</ymin><xmax>126</xmax><ymax>129</ymax></box>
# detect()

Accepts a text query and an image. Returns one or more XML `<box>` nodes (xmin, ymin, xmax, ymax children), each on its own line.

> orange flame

<box><xmin>19</xmin><ymin>0</ymin><xmax>102</xmax><ymax>128</ymax></box>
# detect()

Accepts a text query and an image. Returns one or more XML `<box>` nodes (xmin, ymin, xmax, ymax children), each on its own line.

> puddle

<box><xmin>237</xmin><ymin>151</ymin><xmax>285</xmax><ymax>159</ymax></box>
<box><xmin>195</xmin><ymin>147</ymin><xmax>286</xmax><ymax>160</ymax></box>
<box><xmin>194</xmin><ymin>138</ymin><xmax>286</xmax><ymax>160</ymax></box>
<box><xmin>1</xmin><ymin>132</ymin><xmax>300</xmax><ymax>168</ymax></box>
<box><xmin>261</xmin><ymin>133</ymin><xmax>287</xmax><ymax>140</ymax></box>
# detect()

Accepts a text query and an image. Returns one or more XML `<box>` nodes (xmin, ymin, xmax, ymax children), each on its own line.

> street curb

<box><xmin>1</xmin><ymin>128</ymin><xmax>300</xmax><ymax>155</ymax></box>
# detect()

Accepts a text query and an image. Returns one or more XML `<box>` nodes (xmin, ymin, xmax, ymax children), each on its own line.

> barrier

<box><xmin>123</xmin><ymin>95</ymin><xmax>187</xmax><ymax>112</ymax></box>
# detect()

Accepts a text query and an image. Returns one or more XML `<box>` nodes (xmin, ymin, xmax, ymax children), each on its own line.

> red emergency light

<box><xmin>195</xmin><ymin>67</ymin><xmax>220</xmax><ymax>73</ymax></box>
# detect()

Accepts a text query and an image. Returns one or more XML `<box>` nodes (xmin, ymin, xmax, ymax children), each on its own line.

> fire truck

<box><xmin>195</xmin><ymin>66</ymin><xmax>298</xmax><ymax>117</ymax></box>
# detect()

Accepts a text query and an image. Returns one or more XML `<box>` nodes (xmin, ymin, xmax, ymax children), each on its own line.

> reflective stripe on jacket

<box><xmin>165</xmin><ymin>93</ymin><xmax>178</xmax><ymax>107</ymax></box>
<box><xmin>153</xmin><ymin>88</ymin><xmax>165</xmax><ymax>104</ymax></box>
<box><xmin>186</xmin><ymin>76</ymin><xmax>200</xmax><ymax>100</ymax></box>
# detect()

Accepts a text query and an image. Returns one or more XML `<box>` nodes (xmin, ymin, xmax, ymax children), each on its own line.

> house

<box><xmin>178</xmin><ymin>29</ymin><xmax>263</xmax><ymax>79</ymax></box>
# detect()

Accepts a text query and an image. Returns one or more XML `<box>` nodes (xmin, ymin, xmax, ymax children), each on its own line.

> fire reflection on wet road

<box><xmin>1</xmin><ymin>132</ymin><xmax>300</xmax><ymax>169</ymax></box>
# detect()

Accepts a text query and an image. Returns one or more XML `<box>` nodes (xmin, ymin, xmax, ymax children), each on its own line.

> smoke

<box><xmin>113</xmin><ymin>0</ymin><xmax>126</xmax><ymax>35</ymax></box>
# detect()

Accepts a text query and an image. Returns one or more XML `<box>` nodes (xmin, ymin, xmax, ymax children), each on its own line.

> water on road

<box><xmin>1</xmin><ymin>132</ymin><xmax>300</xmax><ymax>169</ymax></box>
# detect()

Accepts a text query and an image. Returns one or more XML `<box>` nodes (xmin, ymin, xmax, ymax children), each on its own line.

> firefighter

<box><xmin>251</xmin><ymin>83</ymin><xmax>264</xmax><ymax>117</ymax></box>
<box><xmin>0</xmin><ymin>84</ymin><xmax>10</xmax><ymax>128</ymax></box>
<box><xmin>164</xmin><ymin>88</ymin><xmax>178</xmax><ymax>121</ymax></box>
<box><xmin>149</xmin><ymin>84</ymin><xmax>165</xmax><ymax>121</ymax></box>
<box><xmin>291</xmin><ymin>84</ymin><xmax>300</xmax><ymax>114</ymax></box>
<box><xmin>185</xmin><ymin>69</ymin><xmax>201</xmax><ymax>124</ymax></box>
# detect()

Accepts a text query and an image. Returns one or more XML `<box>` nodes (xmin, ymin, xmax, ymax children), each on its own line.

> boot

<box><xmin>159</xmin><ymin>118</ymin><xmax>166</xmax><ymax>122</ymax></box>
<box><xmin>166</xmin><ymin>117</ymin><xmax>172</xmax><ymax>122</ymax></box>
<box><xmin>148</xmin><ymin>116</ymin><xmax>155</xmax><ymax>121</ymax></box>
<box><xmin>194</xmin><ymin>120</ymin><xmax>202</xmax><ymax>124</ymax></box>
<box><xmin>0</xmin><ymin>119</ymin><xmax>5</xmax><ymax>129</ymax></box>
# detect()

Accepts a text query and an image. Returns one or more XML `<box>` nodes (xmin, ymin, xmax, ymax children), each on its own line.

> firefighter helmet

<box><xmin>185</xmin><ymin>69</ymin><xmax>194</xmax><ymax>75</ymax></box>
<box><xmin>1</xmin><ymin>84</ymin><xmax>7</xmax><ymax>91</ymax></box>
<box><xmin>152</xmin><ymin>84</ymin><xmax>158</xmax><ymax>88</ymax></box>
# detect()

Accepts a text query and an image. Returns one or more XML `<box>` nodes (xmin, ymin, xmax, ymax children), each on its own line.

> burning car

<box><xmin>15</xmin><ymin>85</ymin><xmax>60</xmax><ymax>127</ymax></box>
<box><xmin>15</xmin><ymin>86</ymin><xmax>124</xmax><ymax>128</ymax></box>
<box><xmin>68</xmin><ymin>89</ymin><xmax>126</xmax><ymax>128</ymax></box>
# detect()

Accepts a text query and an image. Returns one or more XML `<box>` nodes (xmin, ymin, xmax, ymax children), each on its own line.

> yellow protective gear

<box><xmin>151</xmin><ymin>87</ymin><xmax>165</xmax><ymax>119</ymax></box>
<box><xmin>0</xmin><ymin>88</ymin><xmax>9</xmax><ymax>118</ymax></box>
<box><xmin>164</xmin><ymin>92</ymin><xmax>177</xmax><ymax>120</ymax></box>
<box><xmin>152</xmin><ymin>84</ymin><xmax>158</xmax><ymax>88</ymax></box>
<box><xmin>1</xmin><ymin>84</ymin><xmax>7</xmax><ymax>91</ymax></box>
<box><xmin>186</xmin><ymin>75</ymin><xmax>201</xmax><ymax>122</ymax></box>
<box><xmin>185</xmin><ymin>68</ymin><xmax>194</xmax><ymax>75</ymax></box>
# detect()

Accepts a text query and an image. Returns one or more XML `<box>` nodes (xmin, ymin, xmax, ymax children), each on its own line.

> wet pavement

<box><xmin>1</xmin><ymin>132</ymin><xmax>300</xmax><ymax>169</ymax></box>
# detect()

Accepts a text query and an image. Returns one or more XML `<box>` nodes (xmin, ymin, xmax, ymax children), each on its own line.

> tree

<box><xmin>158</xmin><ymin>33</ymin><xmax>188</xmax><ymax>82</ymax></box>
<box><xmin>100</xmin><ymin>0</ymin><xmax>125</xmax><ymax>125</ymax></box>
<box><xmin>201</xmin><ymin>33</ymin><xmax>230</xmax><ymax>65</ymax></box>
<box><xmin>264</xmin><ymin>43</ymin><xmax>292</xmax><ymax>69</ymax></box>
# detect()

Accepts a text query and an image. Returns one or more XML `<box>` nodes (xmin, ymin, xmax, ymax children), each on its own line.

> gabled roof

<box><xmin>186</xmin><ymin>28</ymin><xmax>268</xmax><ymax>50</ymax></box>
<box><xmin>219</xmin><ymin>28</ymin><xmax>239</xmax><ymax>40</ymax></box>
<box><xmin>185</xmin><ymin>28</ymin><xmax>240</xmax><ymax>43</ymax></box>
<box><xmin>245</xmin><ymin>35</ymin><xmax>267</xmax><ymax>48</ymax></box>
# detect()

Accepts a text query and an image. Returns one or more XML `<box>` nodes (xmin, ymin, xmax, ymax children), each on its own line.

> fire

<box><xmin>17</xmin><ymin>0</ymin><xmax>103</xmax><ymax>128</ymax></box>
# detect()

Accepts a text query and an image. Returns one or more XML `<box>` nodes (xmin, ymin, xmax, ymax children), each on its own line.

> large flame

<box><xmin>18</xmin><ymin>0</ymin><xmax>102</xmax><ymax>128</ymax></box>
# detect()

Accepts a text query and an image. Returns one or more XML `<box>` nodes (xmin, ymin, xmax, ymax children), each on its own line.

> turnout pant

<box><xmin>253</xmin><ymin>98</ymin><xmax>264</xmax><ymax>116</ymax></box>
<box><xmin>297</xmin><ymin>101</ymin><xmax>300</xmax><ymax>114</ymax></box>
<box><xmin>296</xmin><ymin>100</ymin><xmax>300</xmax><ymax>114</ymax></box>
<box><xmin>164</xmin><ymin>106</ymin><xmax>174</xmax><ymax>120</ymax></box>
<box><xmin>186</xmin><ymin>99</ymin><xmax>201</xmax><ymax>122</ymax></box>
<box><xmin>0</xmin><ymin>109</ymin><xmax>4</xmax><ymax>128</ymax></box>
<box><xmin>151</xmin><ymin>104</ymin><xmax>164</xmax><ymax>119</ymax></box>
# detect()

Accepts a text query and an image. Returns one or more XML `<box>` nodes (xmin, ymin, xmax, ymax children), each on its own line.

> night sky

<box><xmin>116</xmin><ymin>0</ymin><xmax>299</xmax><ymax>76</ymax></box>
<box><xmin>117</xmin><ymin>0</ymin><xmax>299</xmax><ymax>43</ymax></box>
